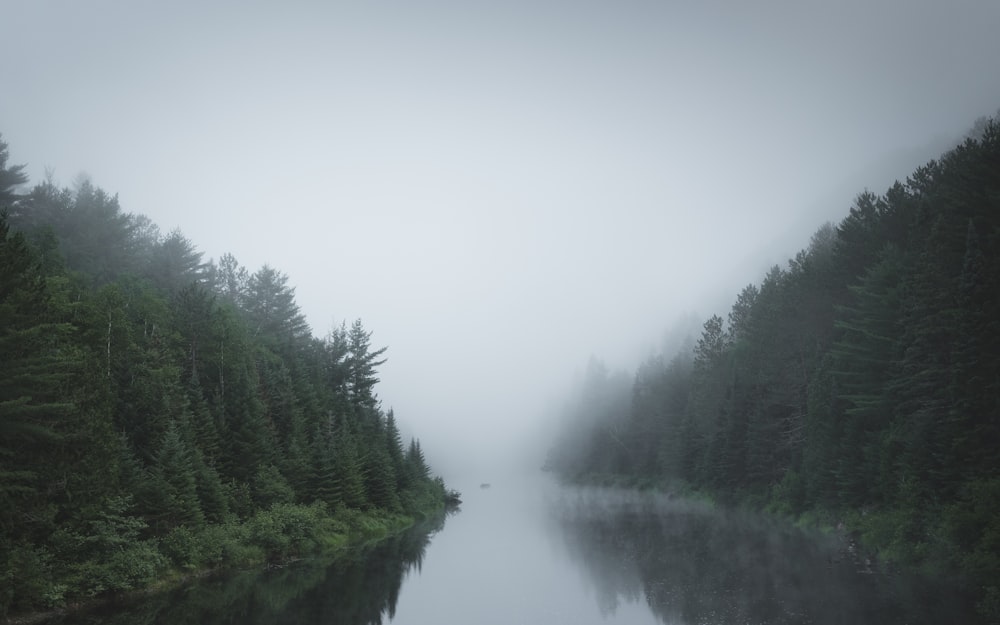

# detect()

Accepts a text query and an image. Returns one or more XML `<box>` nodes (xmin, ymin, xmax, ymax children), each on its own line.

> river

<box><xmin>41</xmin><ymin>475</ymin><xmax>979</xmax><ymax>624</ymax></box>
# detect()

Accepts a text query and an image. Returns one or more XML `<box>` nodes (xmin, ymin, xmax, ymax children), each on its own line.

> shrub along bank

<box><xmin>3</xmin><ymin>477</ymin><xmax>451</xmax><ymax>620</ymax></box>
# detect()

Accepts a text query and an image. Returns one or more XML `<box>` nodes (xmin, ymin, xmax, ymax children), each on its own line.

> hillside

<box><xmin>0</xmin><ymin>134</ymin><xmax>448</xmax><ymax>617</ymax></box>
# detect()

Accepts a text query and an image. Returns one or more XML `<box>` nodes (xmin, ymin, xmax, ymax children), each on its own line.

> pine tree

<box><xmin>251</xmin><ymin>463</ymin><xmax>295</xmax><ymax>508</ymax></box>
<box><xmin>224</xmin><ymin>359</ymin><xmax>273</xmax><ymax>482</ymax></box>
<box><xmin>334</xmin><ymin>425</ymin><xmax>369</xmax><ymax>509</ymax></box>
<box><xmin>191</xmin><ymin>451</ymin><xmax>229</xmax><ymax>523</ymax></box>
<box><xmin>0</xmin><ymin>135</ymin><xmax>28</xmax><ymax>207</ymax></box>
<box><xmin>145</xmin><ymin>421</ymin><xmax>204</xmax><ymax>532</ymax></box>
<box><xmin>405</xmin><ymin>439</ymin><xmax>430</xmax><ymax>483</ymax></box>
<box><xmin>827</xmin><ymin>245</ymin><xmax>905</xmax><ymax>505</ymax></box>
<box><xmin>244</xmin><ymin>265</ymin><xmax>310</xmax><ymax>345</ymax></box>
<box><xmin>365</xmin><ymin>441</ymin><xmax>401</xmax><ymax>511</ymax></box>
<box><xmin>212</xmin><ymin>252</ymin><xmax>249</xmax><ymax>309</ymax></box>
<box><xmin>147</xmin><ymin>229</ymin><xmax>206</xmax><ymax>294</ymax></box>
<box><xmin>384</xmin><ymin>409</ymin><xmax>406</xmax><ymax>488</ymax></box>
<box><xmin>685</xmin><ymin>314</ymin><xmax>731</xmax><ymax>485</ymax></box>
<box><xmin>951</xmin><ymin>220</ymin><xmax>1000</xmax><ymax>478</ymax></box>
<box><xmin>0</xmin><ymin>214</ymin><xmax>78</xmax><ymax>537</ymax></box>
<box><xmin>346</xmin><ymin>319</ymin><xmax>387</xmax><ymax>411</ymax></box>
<box><xmin>308</xmin><ymin>421</ymin><xmax>340</xmax><ymax>506</ymax></box>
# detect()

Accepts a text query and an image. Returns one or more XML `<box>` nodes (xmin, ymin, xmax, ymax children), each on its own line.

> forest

<box><xmin>0</xmin><ymin>134</ymin><xmax>450</xmax><ymax>617</ymax></box>
<box><xmin>547</xmin><ymin>116</ymin><xmax>1000</xmax><ymax>615</ymax></box>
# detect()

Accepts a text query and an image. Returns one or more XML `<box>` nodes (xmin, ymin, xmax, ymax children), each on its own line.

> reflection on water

<box><xmin>547</xmin><ymin>486</ymin><xmax>978</xmax><ymax>625</ymax></box>
<box><xmin>41</xmin><ymin>512</ymin><xmax>448</xmax><ymax>625</ymax></box>
<box><xmin>37</xmin><ymin>481</ymin><xmax>982</xmax><ymax>625</ymax></box>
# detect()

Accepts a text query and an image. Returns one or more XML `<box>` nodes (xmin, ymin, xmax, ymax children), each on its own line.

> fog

<box><xmin>3</xmin><ymin>0</ymin><xmax>999</xmax><ymax>482</ymax></box>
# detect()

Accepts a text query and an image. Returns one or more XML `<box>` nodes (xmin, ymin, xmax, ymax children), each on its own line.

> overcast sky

<box><xmin>3</xmin><ymin>0</ymin><xmax>999</xmax><ymax>479</ymax></box>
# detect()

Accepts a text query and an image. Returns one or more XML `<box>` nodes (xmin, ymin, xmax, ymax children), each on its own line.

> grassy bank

<box><xmin>3</xmin><ymin>480</ymin><xmax>453</xmax><ymax>623</ymax></box>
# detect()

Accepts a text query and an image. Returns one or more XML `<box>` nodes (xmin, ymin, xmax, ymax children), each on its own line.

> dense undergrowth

<box><xmin>2</xmin><ymin>477</ymin><xmax>451</xmax><ymax>619</ymax></box>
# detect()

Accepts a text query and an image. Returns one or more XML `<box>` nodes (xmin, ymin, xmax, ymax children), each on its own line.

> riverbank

<box><xmin>556</xmin><ymin>470</ymin><xmax>997</xmax><ymax>621</ymax></box>
<box><xmin>3</xmin><ymin>492</ymin><xmax>454</xmax><ymax>625</ymax></box>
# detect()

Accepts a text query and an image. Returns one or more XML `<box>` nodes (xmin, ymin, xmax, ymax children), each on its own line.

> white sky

<box><xmin>3</xmin><ymin>0</ymin><xmax>999</xmax><ymax>479</ymax></box>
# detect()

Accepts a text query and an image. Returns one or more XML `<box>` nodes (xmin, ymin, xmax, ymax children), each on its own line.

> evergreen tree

<box><xmin>251</xmin><ymin>464</ymin><xmax>295</xmax><ymax>508</ymax></box>
<box><xmin>212</xmin><ymin>252</ymin><xmax>249</xmax><ymax>308</ymax></box>
<box><xmin>365</xmin><ymin>441</ymin><xmax>401</xmax><ymax>511</ymax></box>
<box><xmin>0</xmin><ymin>213</ymin><xmax>74</xmax><ymax>535</ymax></box>
<box><xmin>224</xmin><ymin>358</ymin><xmax>273</xmax><ymax>483</ymax></box>
<box><xmin>191</xmin><ymin>450</ymin><xmax>229</xmax><ymax>523</ymax></box>
<box><xmin>148</xmin><ymin>229</ymin><xmax>205</xmax><ymax>294</ymax></box>
<box><xmin>244</xmin><ymin>265</ymin><xmax>310</xmax><ymax>345</ymax></box>
<box><xmin>333</xmin><ymin>424</ymin><xmax>369</xmax><ymax>509</ymax></box>
<box><xmin>827</xmin><ymin>245</ymin><xmax>905</xmax><ymax>504</ymax></box>
<box><xmin>0</xmin><ymin>135</ymin><xmax>28</xmax><ymax>207</ymax></box>
<box><xmin>346</xmin><ymin>319</ymin><xmax>387</xmax><ymax>411</ymax></box>
<box><xmin>307</xmin><ymin>421</ymin><xmax>340</xmax><ymax>506</ymax></box>
<box><xmin>405</xmin><ymin>439</ymin><xmax>430</xmax><ymax>483</ymax></box>
<box><xmin>144</xmin><ymin>421</ymin><xmax>204</xmax><ymax>532</ymax></box>
<box><xmin>384</xmin><ymin>409</ymin><xmax>406</xmax><ymax>489</ymax></box>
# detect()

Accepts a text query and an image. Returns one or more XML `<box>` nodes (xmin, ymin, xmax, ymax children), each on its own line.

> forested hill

<box><xmin>0</xmin><ymin>134</ymin><xmax>447</xmax><ymax>616</ymax></box>
<box><xmin>547</xmin><ymin>117</ymin><xmax>1000</xmax><ymax>613</ymax></box>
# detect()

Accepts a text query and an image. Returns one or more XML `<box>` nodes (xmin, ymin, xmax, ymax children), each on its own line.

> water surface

<box><xmin>42</xmin><ymin>476</ymin><xmax>979</xmax><ymax>624</ymax></box>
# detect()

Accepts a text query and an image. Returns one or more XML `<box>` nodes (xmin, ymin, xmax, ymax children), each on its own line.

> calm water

<box><xmin>43</xmin><ymin>476</ymin><xmax>979</xmax><ymax>625</ymax></box>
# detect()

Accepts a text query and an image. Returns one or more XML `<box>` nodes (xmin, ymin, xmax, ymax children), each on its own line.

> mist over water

<box><xmin>547</xmin><ymin>486</ymin><xmax>976</xmax><ymax>625</ymax></box>
<box><xmin>3</xmin><ymin>3</ymin><xmax>999</xmax><ymax>623</ymax></box>
<box><xmin>405</xmin><ymin>478</ymin><xmax>977</xmax><ymax>625</ymax></box>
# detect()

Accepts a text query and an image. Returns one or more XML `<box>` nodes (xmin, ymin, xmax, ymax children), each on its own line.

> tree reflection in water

<box><xmin>548</xmin><ymin>488</ymin><xmax>978</xmax><ymax>625</ymax></box>
<box><xmin>42</xmin><ymin>512</ymin><xmax>449</xmax><ymax>625</ymax></box>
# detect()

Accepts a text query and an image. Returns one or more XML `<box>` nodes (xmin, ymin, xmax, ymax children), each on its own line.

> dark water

<box><xmin>545</xmin><ymin>486</ymin><xmax>978</xmax><ymax>625</ymax></box>
<box><xmin>41</xmin><ymin>477</ymin><xmax>979</xmax><ymax>625</ymax></box>
<box><xmin>41</xmin><ymin>513</ymin><xmax>444</xmax><ymax>625</ymax></box>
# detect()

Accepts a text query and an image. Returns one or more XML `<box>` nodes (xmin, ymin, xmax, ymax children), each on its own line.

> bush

<box><xmin>851</xmin><ymin>506</ymin><xmax>930</xmax><ymax>566</ymax></box>
<box><xmin>247</xmin><ymin>503</ymin><xmax>327</xmax><ymax>560</ymax></box>
<box><xmin>769</xmin><ymin>469</ymin><xmax>806</xmax><ymax>516</ymax></box>
<box><xmin>0</xmin><ymin>543</ymin><xmax>65</xmax><ymax>615</ymax></box>
<box><xmin>161</xmin><ymin>525</ymin><xmax>201</xmax><ymax>568</ymax></box>
<box><xmin>70</xmin><ymin>540</ymin><xmax>167</xmax><ymax>597</ymax></box>
<box><xmin>940</xmin><ymin>477</ymin><xmax>1000</xmax><ymax>616</ymax></box>
<box><xmin>101</xmin><ymin>541</ymin><xmax>166</xmax><ymax>592</ymax></box>
<box><xmin>193</xmin><ymin>523</ymin><xmax>238</xmax><ymax>567</ymax></box>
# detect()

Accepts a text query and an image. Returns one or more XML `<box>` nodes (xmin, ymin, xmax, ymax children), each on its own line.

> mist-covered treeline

<box><xmin>548</xmin><ymin>117</ymin><xmax>1000</xmax><ymax>611</ymax></box>
<box><xmin>0</xmin><ymin>134</ymin><xmax>447</xmax><ymax>616</ymax></box>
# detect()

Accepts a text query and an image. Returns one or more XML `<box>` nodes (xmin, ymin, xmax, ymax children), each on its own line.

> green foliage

<box><xmin>77</xmin><ymin>540</ymin><xmax>166</xmax><ymax>596</ymax></box>
<box><xmin>144</xmin><ymin>421</ymin><xmax>205</xmax><ymax>531</ymax></box>
<box><xmin>247</xmin><ymin>503</ymin><xmax>325</xmax><ymax>559</ymax></box>
<box><xmin>160</xmin><ymin>525</ymin><xmax>201</xmax><ymax>569</ymax></box>
<box><xmin>346</xmin><ymin>319</ymin><xmax>388</xmax><ymax>409</ymax></box>
<box><xmin>0</xmin><ymin>134</ymin><xmax>28</xmax><ymax>206</ymax></box>
<box><xmin>252</xmin><ymin>463</ymin><xmax>296</xmax><ymax>508</ymax></box>
<box><xmin>0</xmin><ymin>543</ymin><xmax>65</xmax><ymax>615</ymax></box>
<box><xmin>399</xmin><ymin>476</ymin><xmax>449</xmax><ymax>518</ymax></box>
<box><xmin>549</xmin><ymin>114</ymin><xmax>1000</xmax><ymax>613</ymax></box>
<box><xmin>0</xmin><ymin>134</ymin><xmax>451</xmax><ymax>617</ymax></box>
<box><xmin>941</xmin><ymin>478</ymin><xmax>1000</xmax><ymax>593</ymax></box>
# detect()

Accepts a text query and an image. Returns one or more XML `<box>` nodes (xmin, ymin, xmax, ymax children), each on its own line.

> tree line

<box><xmin>0</xmin><ymin>134</ymin><xmax>446</xmax><ymax>616</ymax></box>
<box><xmin>547</xmin><ymin>116</ymin><xmax>1000</xmax><ymax>617</ymax></box>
